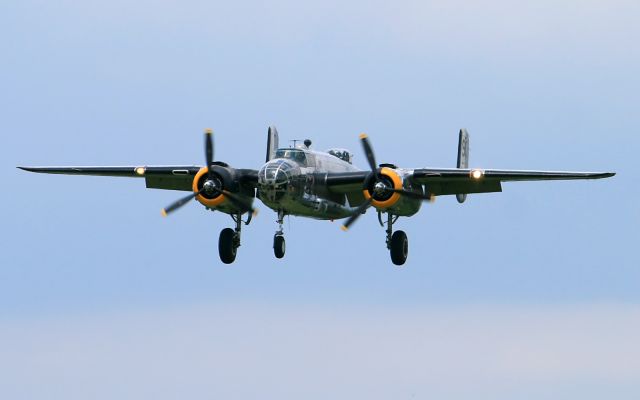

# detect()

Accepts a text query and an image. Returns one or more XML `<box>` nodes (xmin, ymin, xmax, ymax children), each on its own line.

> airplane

<box><xmin>18</xmin><ymin>127</ymin><xmax>614</xmax><ymax>265</ymax></box>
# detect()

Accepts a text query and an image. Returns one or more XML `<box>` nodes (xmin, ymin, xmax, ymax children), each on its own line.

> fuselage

<box><xmin>258</xmin><ymin>146</ymin><xmax>361</xmax><ymax>219</ymax></box>
<box><xmin>257</xmin><ymin>146</ymin><xmax>423</xmax><ymax>219</ymax></box>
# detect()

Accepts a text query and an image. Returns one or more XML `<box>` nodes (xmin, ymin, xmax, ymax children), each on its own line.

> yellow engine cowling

<box><xmin>362</xmin><ymin>167</ymin><xmax>422</xmax><ymax>216</ymax></box>
<box><xmin>190</xmin><ymin>166</ymin><xmax>255</xmax><ymax>214</ymax></box>
<box><xmin>192</xmin><ymin>166</ymin><xmax>227</xmax><ymax>208</ymax></box>
<box><xmin>363</xmin><ymin>167</ymin><xmax>402</xmax><ymax>209</ymax></box>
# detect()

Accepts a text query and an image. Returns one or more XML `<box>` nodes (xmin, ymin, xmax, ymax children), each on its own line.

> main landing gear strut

<box><xmin>218</xmin><ymin>212</ymin><xmax>252</xmax><ymax>264</ymax></box>
<box><xmin>379</xmin><ymin>211</ymin><xmax>408</xmax><ymax>266</ymax></box>
<box><xmin>273</xmin><ymin>210</ymin><xmax>286</xmax><ymax>259</ymax></box>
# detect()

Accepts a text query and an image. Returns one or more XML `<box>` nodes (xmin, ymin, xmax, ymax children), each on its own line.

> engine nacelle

<box><xmin>192</xmin><ymin>165</ymin><xmax>254</xmax><ymax>214</ymax></box>
<box><xmin>363</xmin><ymin>167</ymin><xmax>422</xmax><ymax>217</ymax></box>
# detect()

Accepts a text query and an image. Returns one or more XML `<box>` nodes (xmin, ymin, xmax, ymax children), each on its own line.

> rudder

<box><xmin>456</xmin><ymin>128</ymin><xmax>469</xmax><ymax>203</ymax></box>
<box><xmin>266</xmin><ymin>126</ymin><xmax>279</xmax><ymax>162</ymax></box>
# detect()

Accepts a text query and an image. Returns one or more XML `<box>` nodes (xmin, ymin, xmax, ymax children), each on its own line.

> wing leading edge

<box><xmin>17</xmin><ymin>165</ymin><xmax>259</xmax><ymax>192</ymax></box>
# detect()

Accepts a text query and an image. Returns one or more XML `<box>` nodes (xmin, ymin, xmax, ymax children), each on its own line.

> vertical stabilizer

<box><xmin>456</xmin><ymin>128</ymin><xmax>469</xmax><ymax>203</ymax></box>
<box><xmin>266</xmin><ymin>126</ymin><xmax>279</xmax><ymax>162</ymax></box>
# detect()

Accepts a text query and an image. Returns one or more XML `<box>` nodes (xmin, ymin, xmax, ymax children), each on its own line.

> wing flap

<box><xmin>145</xmin><ymin>175</ymin><xmax>194</xmax><ymax>191</ymax></box>
<box><xmin>426</xmin><ymin>180</ymin><xmax>502</xmax><ymax>196</ymax></box>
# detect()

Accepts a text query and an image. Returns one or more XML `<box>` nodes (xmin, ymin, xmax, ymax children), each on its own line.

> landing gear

<box><xmin>274</xmin><ymin>235</ymin><xmax>285</xmax><ymax>258</ymax></box>
<box><xmin>218</xmin><ymin>212</ymin><xmax>251</xmax><ymax>264</ymax></box>
<box><xmin>218</xmin><ymin>228</ymin><xmax>237</xmax><ymax>264</ymax></box>
<box><xmin>390</xmin><ymin>230</ymin><xmax>408</xmax><ymax>265</ymax></box>
<box><xmin>273</xmin><ymin>210</ymin><xmax>286</xmax><ymax>259</ymax></box>
<box><xmin>380</xmin><ymin>211</ymin><xmax>408</xmax><ymax>266</ymax></box>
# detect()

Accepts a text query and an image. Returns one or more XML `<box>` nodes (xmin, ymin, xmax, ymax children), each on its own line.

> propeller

<box><xmin>360</xmin><ymin>133</ymin><xmax>378</xmax><ymax>172</ymax></box>
<box><xmin>341</xmin><ymin>134</ymin><xmax>434</xmax><ymax>231</ymax></box>
<box><xmin>205</xmin><ymin>128</ymin><xmax>215</xmax><ymax>181</ymax></box>
<box><xmin>340</xmin><ymin>133</ymin><xmax>377</xmax><ymax>230</ymax></box>
<box><xmin>219</xmin><ymin>189</ymin><xmax>257</xmax><ymax>216</ymax></box>
<box><xmin>161</xmin><ymin>190</ymin><xmax>204</xmax><ymax>217</ymax></box>
<box><xmin>161</xmin><ymin>129</ymin><xmax>256</xmax><ymax>217</ymax></box>
<box><xmin>340</xmin><ymin>198</ymin><xmax>373</xmax><ymax>231</ymax></box>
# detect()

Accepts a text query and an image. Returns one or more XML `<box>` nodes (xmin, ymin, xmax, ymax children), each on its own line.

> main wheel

<box><xmin>273</xmin><ymin>235</ymin><xmax>286</xmax><ymax>259</ymax></box>
<box><xmin>219</xmin><ymin>228</ymin><xmax>237</xmax><ymax>264</ymax></box>
<box><xmin>390</xmin><ymin>230</ymin><xmax>408</xmax><ymax>266</ymax></box>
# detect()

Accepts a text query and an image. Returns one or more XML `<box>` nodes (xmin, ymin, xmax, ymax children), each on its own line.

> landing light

<box><xmin>471</xmin><ymin>169</ymin><xmax>484</xmax><ymax>179</ymax></box>
<box><xmin>135</xmin><ymin>166</ymin><xmax>146</xmax><ymax>176</ymax></box>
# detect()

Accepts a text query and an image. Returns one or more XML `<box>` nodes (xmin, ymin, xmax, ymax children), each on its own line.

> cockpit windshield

<box><xmin>275</xmin><ymin>148</ymin><xmax>307</xmax><ymax>165</ymax></box>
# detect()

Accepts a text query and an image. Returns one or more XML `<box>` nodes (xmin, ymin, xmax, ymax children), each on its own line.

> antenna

<box><xmin>289</xmin><ymin>139</ymin><xmax>304</xmax><ymax>148</ymax></box>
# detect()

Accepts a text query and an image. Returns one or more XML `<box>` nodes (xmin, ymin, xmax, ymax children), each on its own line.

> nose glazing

<box><xmin>261</xmin><ymin>161</ymin><xmax>291</xmax><ymax>186</ymax></box>
<box><xmin>265</xmin><ymin>168</ymin><xmax>288</xmax><ymax>186</ymax></box>
<box><xmin>259</xmin><ymin>160</ymin><xmax>295</xmax><ymax>200</ymax></box>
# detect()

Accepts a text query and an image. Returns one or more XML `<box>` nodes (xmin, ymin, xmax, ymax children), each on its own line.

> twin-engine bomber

<box><xmin>19</xmin><ymin>127</ymin><xmax>614</xmax><ymax>265</ymax></box>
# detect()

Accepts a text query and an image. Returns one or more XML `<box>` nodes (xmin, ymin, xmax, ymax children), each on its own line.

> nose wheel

<box><xmin>273</xmin><ymin>210</ymin><xmax>286</xmax><ymax>259</ymax></box>
<box><xmin>273</xmin><ymin>235</ymin><xmax>286</xmax><ymax>258</ymax></box>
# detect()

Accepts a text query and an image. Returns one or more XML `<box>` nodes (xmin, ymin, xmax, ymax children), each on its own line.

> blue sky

<box><xmin>1</xmin><ymin>0</ymin><xmax>639</xmax><ymax>398</ymax></box>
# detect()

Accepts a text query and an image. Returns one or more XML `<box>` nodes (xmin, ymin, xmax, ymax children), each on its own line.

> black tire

<box><xmin>273</xmin><ymin>235</ymin><xmax>286</xmax><ymax>259</ymax></box>
<box><xmin>219</xmin><ymin>228</ymin><xmax>237</xmax><ymax>264</ymax></box>
<box><xmin>390</xmin><ymin>230</ymin><xmax>408</xmax><ymax>266</ymax></box>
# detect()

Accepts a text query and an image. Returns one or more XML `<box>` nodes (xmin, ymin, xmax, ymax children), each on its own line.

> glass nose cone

<box><xmin>259</xmin><ymin>160</ymin><xmax>294</xmax><ymax>186</ymax></box>
<box><xmin>259</xmin><ymin>159</ymin><xmax>297</xmax><ymax>201</ymax></box>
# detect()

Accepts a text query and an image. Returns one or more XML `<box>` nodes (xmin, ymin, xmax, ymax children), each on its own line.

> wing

<box><xmin>17</xmin><ymin>165</ymin><xmax>259</xmax><ymax>192</ymax></box>
<box><xmin>317</xmin><ymin>171</ymin><xmax>369</xmax><ymax>206</ymax></box>
<box><xmin>412</xmin><ymin>168</ymin><xmax>615</xmax><ymax>196</ymax></box>
<box><xmin>321</xmin><ymin>171</ymin><xmax>369</xmax><ymax>193</ymax></box>
<box><xmin>321</xmin><ymin>168</ymin><xmax>614</xmax><ymax>200</ymax></box>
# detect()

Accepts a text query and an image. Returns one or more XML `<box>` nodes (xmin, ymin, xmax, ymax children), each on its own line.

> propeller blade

<box><xmin>204</xmin><ymin>128</ymin><xmax>214</xmax><ymax>180</ymax></box>
<box><xmin>386</xmin><ymin>188</ymin><xmax>436</xmax><ymax>202</ymax></box>
<box><xmin>220</xmin><ymin>189</ymin><xmax>257</xmax><ymax>215</ymax></box>
<box><xmin>341</xmin><ymin>198</ymin><xmax>373</xmax><ymax>231</ymax></box>
<box><xmin>359</xmin><ymin>133</ymin><xmax>378</xmax><ymax>172</ymax></box>
<box><xmin>161</xmin><ymin>190</ymin><xmax>203</xmax><ymax>217</ymax></box>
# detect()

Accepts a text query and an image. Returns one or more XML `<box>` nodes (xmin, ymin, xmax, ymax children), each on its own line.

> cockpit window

<box><xmin>275</xmin><ymin>149</ymin><xmax>307</xmax><ymax>165</ymax></box>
